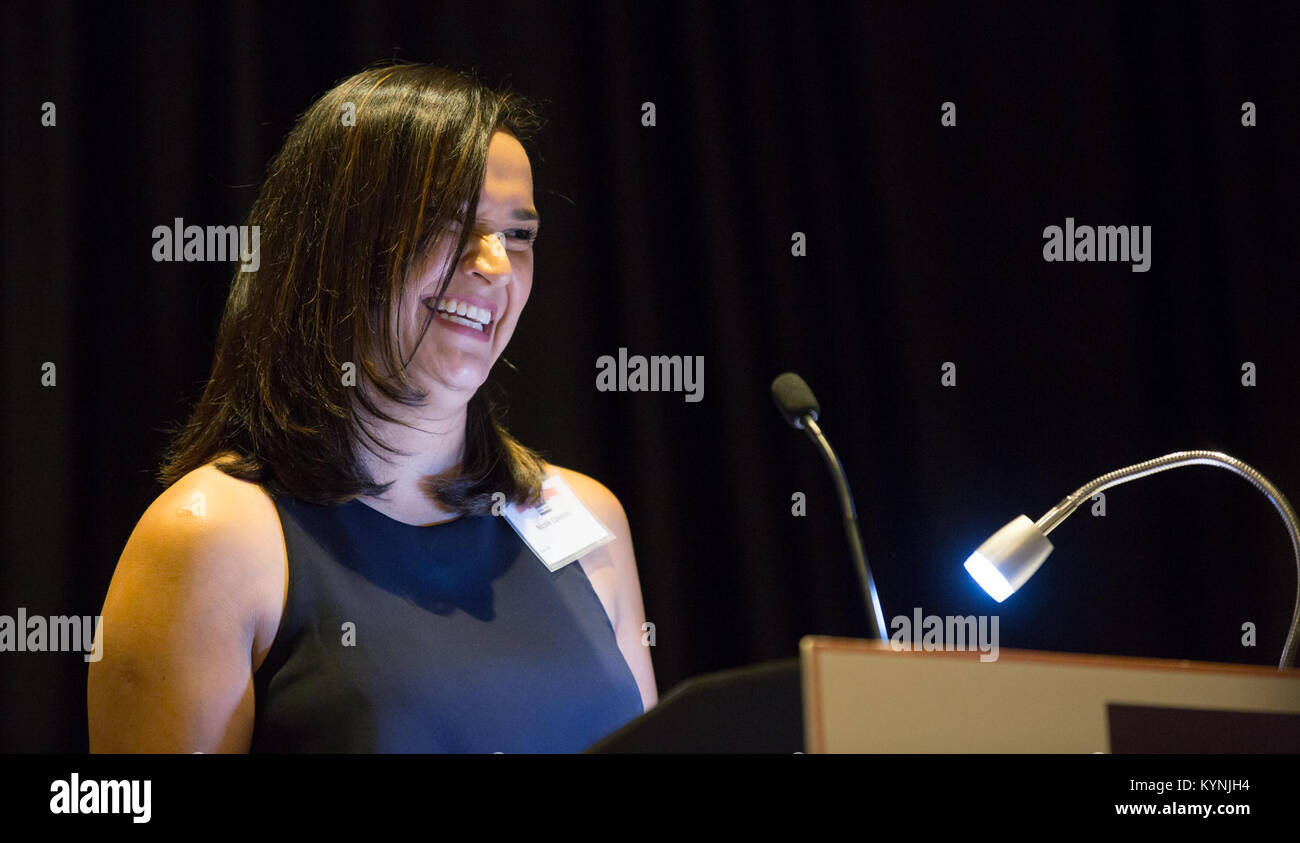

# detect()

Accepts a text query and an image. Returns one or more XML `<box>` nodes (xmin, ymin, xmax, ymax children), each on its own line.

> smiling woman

<box><xmin>87</xmin><ymin>63</ymin><xmax>657</xmax><ymax>753</ymax></box>
<box><xmin>161</xmin><ymin>65</ymin><xmax>546</xmax><ymax>516</ymax></box>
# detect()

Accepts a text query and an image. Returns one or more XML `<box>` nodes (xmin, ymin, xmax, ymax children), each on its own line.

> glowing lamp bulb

<box><xmin>963</xmin><ymin>515</ymin><xmax>1054</xmax><ymax>602</ymax></box>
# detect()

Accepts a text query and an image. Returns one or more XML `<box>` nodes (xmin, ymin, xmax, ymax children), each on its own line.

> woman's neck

<box><xmin>353</xmin><ymin>392</ymin><xmax>470</xmax><ymax>526</ymax></box>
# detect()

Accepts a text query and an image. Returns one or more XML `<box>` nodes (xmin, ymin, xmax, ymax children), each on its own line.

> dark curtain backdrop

<box><xmin>2</xmin><ymin>1</ymin><xmax>1297</xmax><ymax>751</ymax></box>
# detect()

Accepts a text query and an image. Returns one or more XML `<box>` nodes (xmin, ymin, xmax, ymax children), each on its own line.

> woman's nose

<box><xmin>464</xmin><ymin>231</ymin><xmax>511</xmax><ymax>282</ymax></box>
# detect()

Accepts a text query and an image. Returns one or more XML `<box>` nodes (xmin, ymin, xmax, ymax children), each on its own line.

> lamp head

<box><xmin>963</xmin><ymin>515</ymin><xmax>1054</xmax><ymax>602</ymax></box>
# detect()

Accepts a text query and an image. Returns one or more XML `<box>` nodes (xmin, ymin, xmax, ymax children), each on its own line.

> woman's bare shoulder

<box><xmin>118</xmin><ymin>459</ymin><xmax>287</xmax><ymax>665</ymax></box>
<box><xmin>90</xmin><ymin>460</ymin><xmax>288</xmax><ymax>751</ymax></box>
<box><xmin>545</xmin><ymin>464</ymin><xmax>625</xmax><ymax>524</ymax></box>
<box><xmin>132</xmin><ymin>459</ymin><xmax>284</xmax><ymax>552</ymax></box>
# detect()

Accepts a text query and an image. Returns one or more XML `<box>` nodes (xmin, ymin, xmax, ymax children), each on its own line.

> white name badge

<box><xmin>502</xmin><ymin>473</ymin><xmax>615</xmax><ymax>571</ymax></box>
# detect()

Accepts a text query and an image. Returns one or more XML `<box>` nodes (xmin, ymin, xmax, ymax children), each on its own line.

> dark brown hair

<box><xmin>160</xmin><ymin>63</ymin><xmax>546</xmax><ymax>514</ymax></box>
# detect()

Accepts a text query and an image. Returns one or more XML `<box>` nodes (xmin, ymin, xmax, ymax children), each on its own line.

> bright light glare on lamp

<box><xmin>963</xmin><ymin>514</ymin><xmax>1054</xmax><ymax>602</ymax></box>
<box><xmin>963</xmin><ymin>552</ymin><xmax>1014</xmax><ymax>602</ymax></box>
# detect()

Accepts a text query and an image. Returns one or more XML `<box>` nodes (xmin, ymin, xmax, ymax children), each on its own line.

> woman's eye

<box><xmin>503</xmin><ymin>228</ymin><xmax>538</xmax><ymax>248</ymax></box>
<box><xmin>443</xmin><ymin>219</ymin><xmax>537</xmax><ymax>250</ymax></box>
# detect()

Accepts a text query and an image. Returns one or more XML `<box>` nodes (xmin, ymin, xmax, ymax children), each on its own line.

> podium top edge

<box><xmin>797</xmin><ymin>635</ymin><xmax>1300</xmax><ymax>679</ymax></box>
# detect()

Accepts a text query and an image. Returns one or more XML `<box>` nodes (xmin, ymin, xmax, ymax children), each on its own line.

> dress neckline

<box><xmin>345</xmin><ymin>497</ymin><xmax>472</xmax><ymax>530</ymax></box>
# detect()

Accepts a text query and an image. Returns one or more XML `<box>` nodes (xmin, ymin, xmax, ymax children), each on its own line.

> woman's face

<box><xmin>398</xmin><ymin>130</ymin><xmax>539</xmax><ymax>402</ymax></box>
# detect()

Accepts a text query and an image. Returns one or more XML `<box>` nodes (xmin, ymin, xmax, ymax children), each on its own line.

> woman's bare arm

<box><xmin>556</xmin><ymin>467</ymin><xmax>659</xmax><ymax>711</ymax></box>
<box><xmin>88</xmin><ymin>466</ymin><xmax>285</xmax><ymax>753</ymax></box>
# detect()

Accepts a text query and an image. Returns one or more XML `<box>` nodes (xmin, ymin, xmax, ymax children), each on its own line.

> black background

<box><xmin>2</xmin><ymin>0</ymin><xmax>1298</xmax><ymax>752</ymax></box>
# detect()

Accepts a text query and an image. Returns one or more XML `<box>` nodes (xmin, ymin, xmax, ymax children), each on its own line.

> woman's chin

<box><xmin>407</xmin><ymin>334</ymin><xmax>505</xmax><ymax>399</ymax></box>
<box><xmin>419</xmin><ymin>361</ymin><xmax>491</xmax><ymax>398</ymax></box>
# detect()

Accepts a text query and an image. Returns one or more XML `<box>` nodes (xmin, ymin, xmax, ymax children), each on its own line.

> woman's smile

<box><xmin>426</xmin><ymin>293</ymin><xmax>499</xmax><ymax>343</ymax></box>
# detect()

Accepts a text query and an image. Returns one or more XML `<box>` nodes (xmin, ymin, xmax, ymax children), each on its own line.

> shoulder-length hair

<box><xmin>160</xmin><ymin>63</ymin><xmax>546</xmax><ymax>514</ymax></box>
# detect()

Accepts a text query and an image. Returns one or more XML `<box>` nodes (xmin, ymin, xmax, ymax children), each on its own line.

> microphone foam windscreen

<box><xmin>770</xmin><ymin>372</ymin><xmax>820</xmax><ymax>428</ymax></box>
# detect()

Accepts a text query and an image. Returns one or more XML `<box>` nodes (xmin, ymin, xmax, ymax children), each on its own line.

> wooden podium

<box><xmin>588</xmin><ymin>637</ymin><xmax>1300</xmax><ymax>752</ymax></box>
<box><xmin>802</xmin><ymin>635</ymin><xmax>1300</xmax><ymax>753</ymax></box>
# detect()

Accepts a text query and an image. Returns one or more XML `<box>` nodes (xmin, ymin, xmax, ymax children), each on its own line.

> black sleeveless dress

<box><xmin>249</xmin><ymin>495</ymin><xmax>645</xmax><ymax>752</ymax></box>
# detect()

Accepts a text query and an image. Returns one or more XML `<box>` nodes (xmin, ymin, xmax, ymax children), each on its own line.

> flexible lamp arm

<box><xmin>1033</xmin><ymin>451</ymin><xmax>1300</xmax><ymax>669</ymax></box>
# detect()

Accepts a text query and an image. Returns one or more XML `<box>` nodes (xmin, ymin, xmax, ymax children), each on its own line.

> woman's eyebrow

<box><xmin>466</xmin><ymin>207</ymin><xmax>538</xmax><ymax>226</ymax></box>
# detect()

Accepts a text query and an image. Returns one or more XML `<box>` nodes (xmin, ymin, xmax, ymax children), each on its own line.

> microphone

<box><xmin>771</xmin><ymin>372</ymin><xmax>819</xmax><ymax>429</ymax></box>
<box><xmin>771</xmin><ymin>373</ymin><xmax>888</xmax><ymax>640</ymax></box>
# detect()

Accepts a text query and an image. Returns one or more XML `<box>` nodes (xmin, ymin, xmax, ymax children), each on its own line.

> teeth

<box><xmin>437</xmin><ymin>312</ymin><xmax>484</xmax><ymax>331</ymax></box>
<box><xmin>434</xmin><ymin>297</ymin><xmax>492</xmax><ymax>325</ymax></box>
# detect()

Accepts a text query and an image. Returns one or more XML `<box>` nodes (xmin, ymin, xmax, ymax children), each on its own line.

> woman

<box><xmin>87</xmin><ymin>64</ymin><xmax>657</xmax><ymax>752</ymax></box>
